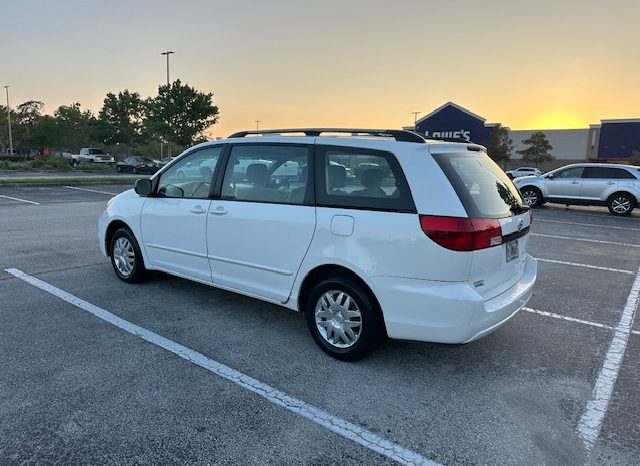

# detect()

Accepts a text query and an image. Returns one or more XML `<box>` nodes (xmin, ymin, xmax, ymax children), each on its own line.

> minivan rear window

<box><xmin>433</xmin><ymin>153</ymin><xmax>528</xmax><ymax>218</ymax></box>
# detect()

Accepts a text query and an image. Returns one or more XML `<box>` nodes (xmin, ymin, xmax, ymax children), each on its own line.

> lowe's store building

<box><xmin>411</xmin><ymin>102</ymin><xmax>640</xmax><ymax>170</ymax></box>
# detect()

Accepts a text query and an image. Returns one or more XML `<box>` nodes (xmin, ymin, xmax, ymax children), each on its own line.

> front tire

<box><xmin>109</xmin><ymin>228</ymin><xmax>148</xmax><ymax>283</ymax></box>
<box><xmin>607</xmin><ymin>193</ymin><xmax>635</xmax><ymax>216</ymax></box>
<box><xmin>520</xmin><ymin>186</ymin><xmax>543</xmax><ymax>207</ymax></box>
<box><xmin>305</xmin><ymin>275</ymin><xmax>383</xmax><ymax>361</ymax></box>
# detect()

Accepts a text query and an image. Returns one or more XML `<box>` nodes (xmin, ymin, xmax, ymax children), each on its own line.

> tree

<box><xmin>14</xmin><ymin>101</ymin><xmax>45</xmax><ymax>155</ymax></box>
<box><xmin>484</xmin><ymin>124</ymin><xmax>512</xmax><ymax>167</ymax></box>
<box><xmin>145</xmin><ymin>79</ymin><xmax>219</xmax><ymax>148</ymax></box>
<box><xmin>97</xmin><ymin>90</ymin><xmax>147</xmax><ymax>152</ymax></box>
<box><xmin>631</xmin><ymin>149</ymin><xmax>640</xmax><ymax>165</ymax></box>
<box><xmin>517</xmin><ymin>131</ymin><xmax>554</xmax><ymax>167</ymax></box>
<box><xmin>51</xmin><ymin>103</ymin><xmax>98</xmax><ymax>152</ymax></box>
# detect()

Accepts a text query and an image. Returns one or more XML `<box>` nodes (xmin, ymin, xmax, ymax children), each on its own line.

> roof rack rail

<box><xmin>423</xmin><ymin>136</ymin><xmax>472</xmax><ymax>143</ymax></box>
<box><xmin>227</xmin><ymin>128</ymin><xmax>427</xmax><ymax>143</ymax></box>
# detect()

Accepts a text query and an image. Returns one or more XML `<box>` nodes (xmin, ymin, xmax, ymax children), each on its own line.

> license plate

<box><xmin>506</xmin><ymin>240</ymin><xmax>519</xmax><ymax>262</ymax></box>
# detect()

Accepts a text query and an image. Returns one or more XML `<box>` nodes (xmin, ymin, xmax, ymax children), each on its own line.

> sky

<box><xmin>1</xmin><ymin>0</ymin><xmax>639</xmax><ymax>138</ymax></box>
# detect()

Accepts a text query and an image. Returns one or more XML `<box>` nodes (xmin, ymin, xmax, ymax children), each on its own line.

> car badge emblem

<box><xmin>517</xmin><ymin>218</ymin><xmax>524</xmax><ymax>232</ymax></box>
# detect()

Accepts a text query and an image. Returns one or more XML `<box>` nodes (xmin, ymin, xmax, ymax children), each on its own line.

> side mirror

<box><xmin>547</xmin><ymin>173</ymin><xmax>554</xmax><ymax>179</ymax></box>
<box><xmin>134</xmin><ymin>178</ymin><xmax>152</xmax><ymax>196</ymax></box>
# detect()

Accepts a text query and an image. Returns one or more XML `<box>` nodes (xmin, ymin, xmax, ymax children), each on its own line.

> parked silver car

<box><xmin>505</xmin><ymin>166</ymin><xmax>542</xmax><ymax>179</ymax></box>
<box><xmin>514</xmin><ymin>163</ymin><xmax>640</xmax><ymax>215</ymax></box>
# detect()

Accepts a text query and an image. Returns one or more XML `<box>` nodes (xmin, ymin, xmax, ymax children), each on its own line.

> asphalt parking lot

<box><xmin>1</xmin><ymin>184</ymin><xmax>639</xmax><ymax>465</ymax></box>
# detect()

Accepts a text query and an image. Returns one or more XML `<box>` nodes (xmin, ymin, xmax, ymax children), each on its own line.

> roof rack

<box><xmin>227</xmin><ymin>128</ymin><xmax>427</xmax><ymax>143</ymax></box>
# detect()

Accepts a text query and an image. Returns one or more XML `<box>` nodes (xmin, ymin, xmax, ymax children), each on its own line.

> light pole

<box><xmin>161</xmin><ymin>51</ymin><xmax>175</xmax><ymax>158</ymax></box>
<box><xmin>255</xmin><ymin>120</ymin><xmax>260</xmax><ymax>131</ymax></box>
<box><xmin>4</xmin><ymin>86</ymin><xmax>13</xmax><ymax>157</ymax></box>
<box><xmin>411</xmin><ymin>111</ymin><xmax>420</xmax><ymax>131</ymax></box>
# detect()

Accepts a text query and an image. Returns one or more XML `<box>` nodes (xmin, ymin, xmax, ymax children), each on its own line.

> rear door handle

<box><xmin>189</xmin><ymin>206</ymin><xmax>207</xmax><ymax>214</ymax></box>
<box><xmin>605</xmin><ymin>181</ymin><xmax>615</xmax><ymax>185</ymax></box>
<box><xmin>210</xmin><ymin>206</ymin><xmax>228</xmax><ymax>215</ymax></box>
<box><xmin>570</xmin><ymin>181</ymin><xmax>580</xmax><ymax>184</ymax></box>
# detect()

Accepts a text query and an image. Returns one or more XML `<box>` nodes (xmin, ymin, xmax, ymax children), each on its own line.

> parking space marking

<box><xmin>535</xmin><ymin>209</ymin><xmax>640</xmax><ymax>222</ymax></box>
<box><xmin>3</xmin><ymin>268</ymin><xmax>438</xmax><ymax>466</ymax></box>
<box><xmin>530</xmin><ymin>233</ymin><xmax>640</xmax><ymax>248</ymax></box>
<box><xmin>535</xmin><ymin>218</ymin><xmax>640</xmax><ymax>232</ymax></box>
<box><xmin>523</xmin><ymin>307</ymin><xmax>640</xmax><ymax>336</ymax></box>
<box><xmin>577</xmin><ymin>265</ymin><xmax>640</xmax><ymax>450</ymax></box>
<box><xmin>64</xmin><ymin>186</ymin><xmax>118</xmax><ymax>195</ymax></box>
<box><xmin>0</xmin><ymin>194</ymin><xmax>40</xmax><ymax>205</ymax></box>
<box><xmin>533</xmin><ymin>258</ymin><xmax>635</xmax><ymax>275</ymax></box>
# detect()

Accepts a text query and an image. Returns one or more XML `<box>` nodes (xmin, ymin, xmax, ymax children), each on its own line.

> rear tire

<box><xmin>109</xmin><ymin>228</ymin><xmax>148</xmax><ymax>283</ymax></box>
<box><xmin>305</xmin><ymin>275</ymin><xmax>383</xmax><ymax>361</ymax></box>
<box><xmin>607</xmin><ymin>193</ymin><xmax>635</xmax><ymax>216</ymax></box>
<box><xmin>520</xmin><ymin>186</ymin><xmax>543</xmax><ymax>207</ymax></box>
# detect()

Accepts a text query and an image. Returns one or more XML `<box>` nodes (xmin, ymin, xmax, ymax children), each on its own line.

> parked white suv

<box><xmin>514</xmin><ymin>163</ymin><xmax>640</xmax><ymax>215</ymax></box>
<box><xmin>99</xmin><ymin>128</ymin><xmax>537</xmax><ymax>360</ymax></box>
<box><xmin>505</xmin><ymin>166</ymin><xmax>542</xmax><ymax>179</ymax></box>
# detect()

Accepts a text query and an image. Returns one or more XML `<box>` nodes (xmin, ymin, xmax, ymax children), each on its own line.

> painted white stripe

<box><xmin>64</xmin><ymin>185</ymin><xmax>117</xmax><ymax>195</ymax></box>
<box><xmin>577</xmin><ymin>265</ymin><xmax>640</xmax><ymax>449</ymax></box>
<box><xmin>533</xmin><ymin>257</ymin><xmax>634</xmax><ymax>275</ymax></box>
<box><xmin>523</xmin><ymin>307</ymin><xmax>640</xmax><ymax>336</ymax></box>
<box><xmin>535</xmin><ymin>209</ymin><xmax>640</xmax><ymax>223</ymax></box>
<box><xmin>535</xmin><ymin>218</ymin><xmax>640</xmax><ymax>232</ymax></box>
<box><xmin>530</xmin><ymin>233</ymin><xmax>640</xmax><ymax>248</ymax></box>
<box><xmin>4</xmin><ymin>268</ymin><xmax>437</xmax><ymax>466</ymax></box>
<box><xmin>0</xmin><ymin>194</ymin><xmax>40</xmax><ymax>205</ymax></box>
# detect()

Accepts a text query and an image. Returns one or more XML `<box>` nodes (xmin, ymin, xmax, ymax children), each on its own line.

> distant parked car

<box><xmin>505</xmin><ymin>167</ymin><xmax>542</xmax><ymax>179</ymax></box>
<box><xmin>116</xmin><ymin>156</ymin><xmax>160</xmax><ymax>174</ymax></box>
<box><xmin>514</xmin><ymin>163</ymin><xmax>640</xmax><ymax>215</ymax></box>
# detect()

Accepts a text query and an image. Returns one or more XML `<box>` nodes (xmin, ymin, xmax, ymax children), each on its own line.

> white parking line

<box><xmin>535</xmin><ymin>209</ymin><xmax>640</xmax><ymax>222</ymax></box>
<box><xmin>4</xmin><ymin>267</ymin><xmax>438</xmax><ymax>466</ymax></box>
<box><xmin>0</xmin><ymin>194</ymin><xmax>40</xmax><ymax>205</ymax></box>
<box><xmin>577</xmin><ymin>265</ymin><xmax>640</xmax><ymax>450</ymax></box>
<box><xmin>533</xmin><ymin>258</ymin><xmax>635</xmax><ymax>275</ymax></box>
<box><xmin>64</xmin><ymin>185</ymin><xmax>118</xmax><ymax>195</ymax></box>
<box><xmin>535</xmin><ymin>218</ymin><xmax>640</xmax><ymax>232</ymax></box>
<box><xmin>523</xmin><ymin>308</ymin><xmax>640</xmax><ymax>336</ymax></box>
<box><xmin>530</xmin><ymin>233</ymin><xmax>640</xmax><ymax>248</ymax></box>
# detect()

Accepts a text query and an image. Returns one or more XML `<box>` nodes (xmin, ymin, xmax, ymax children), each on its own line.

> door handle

<box><xmin>570</xmin><ymin>181</ymin><xmax>580</xmax><ymax>184</ymax></box>
<box><xmin>210</xmin><ymin>206</ymin><xmax>228</xmax><ymax>215</ymax></box>
<box><xmin>605</xmin><ymin>181</ymin><xmax>615</xmax><ymax>185</ymax></box>
<box><xmin>189</xmin><ymin>206</ymin><xmax>207</xmax><ymax>214</ymax></box>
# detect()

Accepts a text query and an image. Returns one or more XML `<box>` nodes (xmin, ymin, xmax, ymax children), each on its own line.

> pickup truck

<box><xmin>63</xmin><ymin>148</ymin><xmax>115</xmax><ymax>165</ymax></box>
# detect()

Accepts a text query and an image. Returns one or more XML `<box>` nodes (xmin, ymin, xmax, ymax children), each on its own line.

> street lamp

<box><xmin>3</xmin><ymin>86</ymin><xmax>13</xmax><ymax>157</ymax></box>
<box><xmin>411</xmin><ymin>111</ymin><xmax>420</xmax><ymax>131</ymax></box>
<box><xmin>161</xmin><ymin>51</ymin><xmax>174</xmax><ymax>86</ymax></box>
<box><xmin>255</xmin><ymin>120</ymin><xmax>260</xmax><ymax>131</ymax></box>
<box><xmin>161</xmin><ymin>51</ymin><xmax>175</xmax><ymax>158</ymax></box>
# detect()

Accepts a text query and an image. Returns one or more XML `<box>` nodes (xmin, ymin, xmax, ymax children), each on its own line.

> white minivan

<box><xmin>99</xmin><ymin>129</ymin><xmax>537</xmax><ymax>360</ymax></box>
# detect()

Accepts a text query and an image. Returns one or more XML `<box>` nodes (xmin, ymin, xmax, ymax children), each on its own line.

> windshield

<box><xmin>433</xmin><ymin>152</ymin><xmax>528</xmax><ymax>218</ymax></box>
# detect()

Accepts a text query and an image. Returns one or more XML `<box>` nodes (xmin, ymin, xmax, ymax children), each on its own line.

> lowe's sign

<box><xmin>424</xmin><ymin>130</ymin><xmax>471</xmax><ymax>141</ymax></box>
<box><xmin>415</xmin><ymin>102</ymin><xmax>494</xmax><ymax>145</ymax></box>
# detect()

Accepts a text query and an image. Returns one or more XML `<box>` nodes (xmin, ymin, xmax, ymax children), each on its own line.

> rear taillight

<box><xmin>419</xmin><ymin>215</ymin><xmax>503</xmax><ymax>251</ymax></box>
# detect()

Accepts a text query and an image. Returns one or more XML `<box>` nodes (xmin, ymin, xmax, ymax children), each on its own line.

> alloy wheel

<box><xmin>315</xmin><ymin>290</ymin><xmax>363</xmax><ymax>348</ymax></box>
<box><xmin>113</xmin><ymin>237</ymin><xmax>135</xmax><ymax>277</ymax></box>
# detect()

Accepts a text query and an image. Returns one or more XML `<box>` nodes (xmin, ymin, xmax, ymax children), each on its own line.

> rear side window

<box><xmin>582</xmin><ymin>167</ymin><xmax>619</xmax><ymax>179</ymax></box>
<box><xmin>433</xmin><ymin>153</ymin><xmax>527</xmax><ymax>218</ymax></box>
<box><xmin>314</xmin><ymin>145</ymin><xmax>415</xmax><ymax>212</ymax></box>
<box><xmin>615</xmin><ymin>169</ymin><xmax>638</xmax><ymax>179</ymax></box>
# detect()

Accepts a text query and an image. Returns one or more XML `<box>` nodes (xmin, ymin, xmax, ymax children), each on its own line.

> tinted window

<box><xmin>554</xmin><ymin>167</ymin><xmax>584</xmax><ymax>179</ymax></box>
<box><xmin>616</xmin><ymin>169</ymin><xmax>638</xmax><ymax>179</ymax></box>
<box><xmin>582</xmin><ymin>167</ymin><xmax>619</xmax><ymax>179</ymax></box>
<box><xmin>157</xmin><ymin>146</ymin><xmax>222</xmax><ymax>199</ymax></box>
<box><xmin>314</xmin><ymin>146</ymin><xmax>415</xmax><ymax>212</ymax></box>
<box><xmin>221</xmin><ymin>145</ymin><xmax>310</xmax><ymax>205</ymax></box>
<box><xmin>433</xmin><ymin>153</ymin><xmax>527</xmax><ymax>218</ymax></box>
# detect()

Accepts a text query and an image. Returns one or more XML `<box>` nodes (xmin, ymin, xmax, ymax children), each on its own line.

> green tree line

<box><xmin>0</xmin><ymin>80</ymin><xmax>219</xmax><ymax>159</ymax></box>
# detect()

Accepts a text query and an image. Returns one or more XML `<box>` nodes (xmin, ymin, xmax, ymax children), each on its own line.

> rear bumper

<box><xmin>370</xmin><ymin>254</ymin><xmax>537</xmax><ymax>344</ymax></box>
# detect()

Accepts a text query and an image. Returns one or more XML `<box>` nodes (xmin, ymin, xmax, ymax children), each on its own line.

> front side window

<box><xmin>157</xmin><ymin>146</ymin><xmax>223</xmax><ymax>199</ymax></box>
<box><xmin>221</xmin><ymin>145</ymin><xmax>310</xmax><ymax>204</ymax></box>
<box><xmin>553</xmin><ymin>167</ymin><xmax>584</xmax><ymax>179</ymax></box>
<box><xmin>314</xmin><ymin>146</ymin><xmax>415</xmax><ymax>212</ymax></box>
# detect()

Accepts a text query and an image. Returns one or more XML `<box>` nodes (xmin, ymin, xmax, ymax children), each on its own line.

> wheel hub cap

<box><xmin>113</xmin><ymin>237</ymin><xmax>135</xmax><ymax>276</ymax></box>
<box><xmin>612</xmin><ymin>197</ymin><xmax>630</xmax><ymax>213</ymax></box>
<box><xmin>315</xmin><ymin>290</ymin><xmax>362</xmax><ymax>348</ymax></box>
